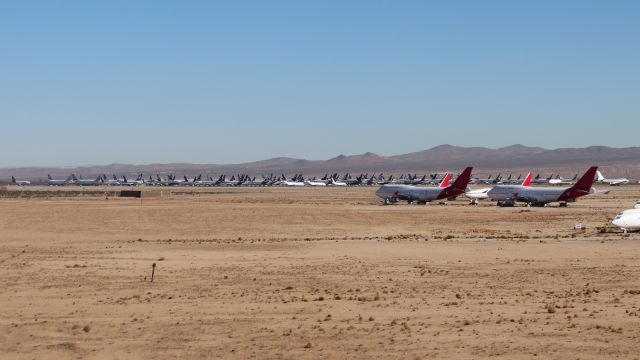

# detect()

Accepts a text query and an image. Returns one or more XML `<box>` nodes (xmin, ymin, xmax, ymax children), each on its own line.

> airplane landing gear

<box><xmin>469</xmin><ymin>198</ymin><xmax>478</xmax><ymax>205</ymax></box>
<box><xmin>497</xmin><ymin>199</ymin><xmax>515</xmax><ymax>207</ymax></box>
<box><xmin>559</xmin><ymin>202</ymin><xmax>568</xmax><ymax>208</ymax></box>
<box><xmin>384</xmin><ymin>198</ymin><xmax>397</xmax><ymax>205</ymax></box>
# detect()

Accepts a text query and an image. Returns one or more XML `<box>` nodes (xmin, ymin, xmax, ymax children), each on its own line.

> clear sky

<box><xmin>1</xmin><ymin>1</ymin><xmax>638</xmax><ymax>167</ymax></box>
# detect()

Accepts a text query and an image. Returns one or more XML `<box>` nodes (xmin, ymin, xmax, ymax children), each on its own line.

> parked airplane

<box><xmin>304</xmin><ymin>179</ymin><xmax>327</xmax><ymax>186</ymax></box>
<box><xmin>596</xmin><ymin>171</ymin><xmax>629</xmax><ymax>186</ymax></box>
<box><xmin>548</xmin><ymin>174</ymin><xmax>577</xmax><ymax>185</ymax></box>
<box><xmin>11</xmin><ymin>176</ymin><xmax>31</xmax><ymax>185</ymax></box>
<box><xmin>466</xmin><ymin>172</ymin><xmax>532</xmax><ymax>204</ymax></box>
<box><xmin>163</xmin><ymin>174</ymin><xmax>187</xmax><ymax>186</ymax></box>
<box><xmin>487</xmin><ymin>167</ymin><xmax>598</xmax><ymax>207</ymax></box>
<box><xmin>122</xmin><ymin>174</ymin><xmax>145</xmax><ymax>186</ymax></box>
<box><xmin>191</xmin><ymin>175</ymin><xmax>218</xmax><ymax>186</ymax></box>
<box><xmin>612</xmin><ymin>203</ymin><xmax>640</xmax><ymax>232</ymax></box>
<box><xmin>71</xmin><ymin>174</ymin><xmax>102</xmax><ymax>186</ymax></box>
<box><xmin>279</xmin><ymin>174</ymin><xmax>305</xmax><ymax>186</ymax></box>
<box><xmin>47</xmin><ymin>174</ymin><xmax>69</xmax><ymax>186</ymax></box>
<box><xmin>330</xmin><ymin>178</ymin><xmax>348</xmax><ymax>186</ymax></box>
<box><xmin>102</xmin><ymin>174</ymin><xmax>120</xmax><ymax>186</ymax></box>
<box><xmin>375</xmin><ymin>167</ymin><xmax>472</xmax><ymax>205</ymax></box>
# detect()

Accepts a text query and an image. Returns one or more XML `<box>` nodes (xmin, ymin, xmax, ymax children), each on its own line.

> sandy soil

<box><xmin>1</xmin><ymin>186</ymin><xmax>640</xmax><ymax>359</ymax></box>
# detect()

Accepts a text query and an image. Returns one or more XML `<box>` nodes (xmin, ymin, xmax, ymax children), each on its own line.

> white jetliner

<box><xmin>548</xmin><ymin>174</ymin><xmax>577</xmax><ymax>185</ymax></box>
<box><xmin>375</xmin><ymin>168</ymin><xmax>471</xmax><ymax>205</ymax></box>
<box><xmin>612</xmin><ymin>204</ymin><xmax>640</xmax><ymax>232</ymax></box>
<box><xmin>102</xmin><ymin>174</ymin><xmax>121</xmax><ymax>186</ymax></box>
<box><xmin>330</xmin><ymin>178</ymin><xmax>348</xmax><ymax>186</ymax></box>
<box><xmin>71</xmin><ymin>174</ymin><xmax>102</xmax><ymax>186</ymax></box>
<box><xmin>596</xmin><ymin>170</ymin><xmax>629</xmax><ymax>186</ymax></box>
<box><xmin>281</xmin><ymin>180</ymin><xmax>305</xmax><ymax>186</ymax></box>
<box><xmin>466</xmin><ymin>172</ymin><xmax>532</xmax><ymax>203</ymax></box>
<box><xmin>121</xmin><ymin>174</ymin><xmax>145</xmax><ymax>186</ymax></box>
<box><xmin>11</xmin><ymin>176</ymin><xmax>31</xmax><ymax>186</ymax></box>
<box><xmin>487</xmin><ymin>167</ymin><xmax>598</xmax><ymax>207</ymax></box>
<box><xmin>47</xmin><ymin>174</ymin><xmax>69</xmax><ymax>186</ymax></box>
<box><xmin>304</xmin><ymin>179</ymin><xmax>327</xmax><ymax>186</ymax></box>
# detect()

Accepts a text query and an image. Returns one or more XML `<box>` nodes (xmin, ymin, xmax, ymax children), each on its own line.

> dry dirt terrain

<box><xmin>1</xmin><ymin>186</ymin><xmax>640</xmax><ymax>359</ymax></box>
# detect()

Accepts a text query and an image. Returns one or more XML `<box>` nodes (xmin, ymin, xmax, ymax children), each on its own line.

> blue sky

<box><xmin>1</xmin><ymin>1</ymin><xmax>638</xmax><ymax>167</ymax></box>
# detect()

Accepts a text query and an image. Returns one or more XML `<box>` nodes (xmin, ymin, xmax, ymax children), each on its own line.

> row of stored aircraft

<box><xmin>9</xmin><ymin>170</ymin><xmax>630</xmax><ymax>188</ymax></box>
<box><xmin>9</xmin><ymin>173</ymin><xmax>374</xmax><ymax>187</ymax></box>
<box><xmin>375</xmin><ymin>166</ymin><xmax>610</xmax><ymax>207</ymax></box>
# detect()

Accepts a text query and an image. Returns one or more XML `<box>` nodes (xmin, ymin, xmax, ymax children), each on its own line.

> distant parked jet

<box><xmin>47</xmin><ymin>174</ymin><xmax>69</xmax><ymax>186</ymax></box>
<box><xmin>71</xmin><ymin>174</ymin><xmax>102</xmax><ymax>186</ymax></box>
<box><xmin>11</xmin><ymin>176</ymin><xmax>31</xmax><ymax>186</ymax></box>
<box><xmin>596</xmin><ymin>171</ymin><xmax>629</xmax><ymax>186</ymax></box>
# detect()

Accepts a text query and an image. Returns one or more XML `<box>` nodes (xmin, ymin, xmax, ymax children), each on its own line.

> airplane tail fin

<box><xmin>596</xmin><ymin>170</ymin><xmax>605</xmax><ymax>182</ymax></box>
<box><xmin>521</xmin><ymin>172</ymin><xmax>533</xmax><ymax>187</ymax></box>
<box><xmin>48</xmin><ymin>174</ymin><xmax>53</xmax><ymax>180</ymax></box>
<box><xmin>449</xmin><ymin>167</ymin><xmax>473</xmax><ymax>190</ymax></box>
<box><xmin>11</xmin><ymin>176</ymin><xmax>16</xmax><ymax>183</ymax></box>
<box><xmin>571</xmin><ymin>166</ymin><xmax>598</xmax><ymax>192</ymax></box>
<box><xmin>439</xmin><ymin>173</ymin><xmax>452</xmax><ymax>188</ymax></box>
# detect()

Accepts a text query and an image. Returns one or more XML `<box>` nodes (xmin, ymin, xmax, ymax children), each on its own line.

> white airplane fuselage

<box><xmin>603</xmin><ymin>179</ymin><xmax>629</xmax><ymax>186</ymax></box>
<box><xmin>330</xmin><ymin>180</ymin><xmax>348</xmax><ymax>186</ymax></box>
<box><xmin>597</xmin><ymin>171</ymin><xmax>629</xmax><ymax>186</ymax></box>
<box><xmin>612</xmin><ymin>209</ymin><xmax>640</xmax><ymax>232</ymax></box>
<box><xmin>465</xmin><ymin>187</ymin><xmax>492</xmax><ymax>200</ymax></box>
<box><xmin>281</xmin><ymin>181</ymin><xmax>305</xmax><ymax>186</ymax></box>
<box><xmin>304</xmin><ymin>180</ymin><xmax>327</xmax><ymax>186</ymax></box>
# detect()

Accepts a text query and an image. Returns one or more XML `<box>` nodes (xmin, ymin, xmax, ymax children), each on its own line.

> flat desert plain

<box><xmin>1</xmin><ymin>186</ymin><xmax>640</xmax><ymax>359</ymax></box>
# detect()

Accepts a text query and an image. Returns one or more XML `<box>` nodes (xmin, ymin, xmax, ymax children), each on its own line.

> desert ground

<box><xmin>1</xmin><ymin>185</ymin><xmax>640</xmax><ymax>359</ymax></box>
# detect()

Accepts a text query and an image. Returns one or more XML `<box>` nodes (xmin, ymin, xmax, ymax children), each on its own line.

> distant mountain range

<box><xmin>3</xmin><ymin>144</ymin><xmax>640</xmax><ymax>180</ymax></box>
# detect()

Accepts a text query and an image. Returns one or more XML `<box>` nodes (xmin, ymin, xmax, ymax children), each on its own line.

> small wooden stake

<box><xmin>151</xmin><ymin>262</ymin><xmax>156</xmax><ymax>282</ymax></box>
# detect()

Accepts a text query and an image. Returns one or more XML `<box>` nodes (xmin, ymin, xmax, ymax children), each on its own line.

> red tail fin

<box><xmin>439</xmin><ymin>173</ymin><xmax>452</xmax><ymax>188</ymax></box>
<box><xmin>436</xmin><ymin>167</ymin><xmax>474</xmax><ymax>200</ymax></box>
<box><xmin>450</xmin><ymin>167</ymin><xmax>473</xmax><ymax>190</ymax></box>
<box><xmin>521</xmin><ymin>172</ymin><xmax>532</xmax><ymax>187</ymax></box>
<box><xmin>571</xmin><ymin>166</ymin><xmax>598</xmax><ymax>192</ymax></box>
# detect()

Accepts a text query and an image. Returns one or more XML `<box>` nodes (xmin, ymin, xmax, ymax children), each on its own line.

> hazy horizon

<box><xmin>2</xmin><ymin>1</ymin><xmax>638</xmax><ymax>167</ymax></box>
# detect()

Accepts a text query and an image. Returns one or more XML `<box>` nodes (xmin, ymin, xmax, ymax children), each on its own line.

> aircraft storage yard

<box><xmin>1</xmin><ymin>185</ymin><xmax>640</xmax><ymax>359</ymax></box>
<box><xmin>4</xmin><ymin>1</ymin><xmax>640</xmax><ymax>358</ymax></box>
